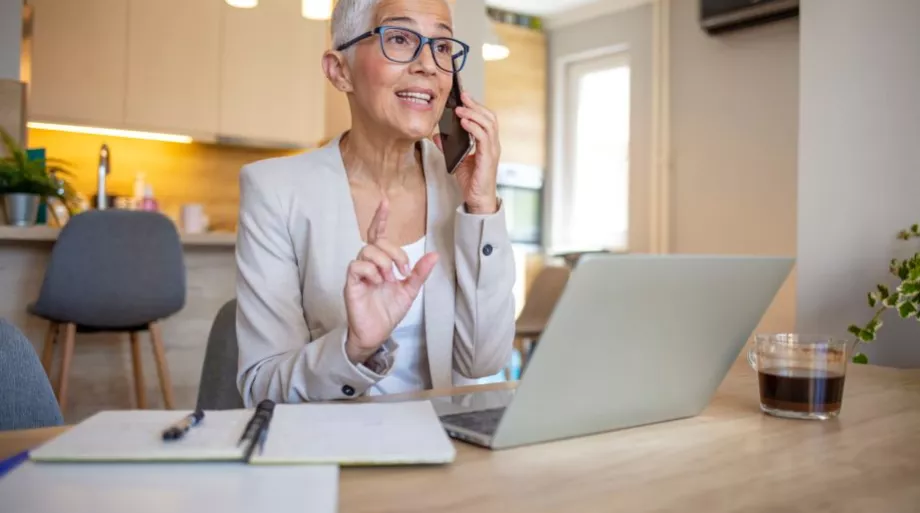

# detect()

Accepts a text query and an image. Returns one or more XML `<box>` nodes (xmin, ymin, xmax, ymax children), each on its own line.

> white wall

<box><xmin>0</xmin><ymin>0</ymin><xmax>23</xmax><ymax>80</ymax></box>
<box><xmin>547</xmin><ymin>4</ymin><xmax>653</xmax><ymax>253</ymax></box>
<box><xmin>452</xmin><ymin>0</ymin><xmax>485</xmax><ymax>101</ymax></box>
<box><xmin>669</xmin><ymin>0</ymin><xmax>799</xmax><ymax>334</ymax></box>
<box><xmin>797</xmin><ymin>0</ymin><xmax>920</xmax><ymax>367</ymax></box>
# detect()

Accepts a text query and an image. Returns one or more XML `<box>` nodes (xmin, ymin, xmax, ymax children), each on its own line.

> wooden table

<box><xmin>3</xmin><ymin>363</ymin><xmax>920</xmax><ymax>512</ymax></box>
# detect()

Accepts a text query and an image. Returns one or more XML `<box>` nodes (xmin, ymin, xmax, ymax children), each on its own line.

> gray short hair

<box><xmin>331</xmin><ymin>0</ymin><xmax>452</xmax><ymax>52</ymax></box>
<box><xmin>331</xmin><ymin>0</ymin><xmax>379</xmax><ymax>51</ymax></box>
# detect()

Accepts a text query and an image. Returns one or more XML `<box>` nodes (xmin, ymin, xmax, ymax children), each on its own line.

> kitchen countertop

<box><xmin>0</xmin><ymin>225</ymin><xmax>236</xmax><ymax>247</ymax></box>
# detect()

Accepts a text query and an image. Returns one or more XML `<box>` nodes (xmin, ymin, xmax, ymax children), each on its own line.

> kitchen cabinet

<box><xmin>220</xmin><ymin>0</ymin><xmax>327</xmax><ymax>147</ymax></box>
<box><xmin>28</xmin><ymin>0</ymin><xmax>129</xmax><ymax>127</ymax></box>
<box><xmin>124</xmin><ymin>0</ymin><xmax>221</xmax><ymax>136</ymax></box>
<box><xmin>485</xmin><ymin>23</ymin><xmax>547</xmax><ymax>168</ymax></box>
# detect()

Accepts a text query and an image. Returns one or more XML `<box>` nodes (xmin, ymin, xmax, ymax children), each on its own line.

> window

<box><xmin>553</xmin><ymin>52</ymin><xmax>630</xmax><ymax>252</ymax></box>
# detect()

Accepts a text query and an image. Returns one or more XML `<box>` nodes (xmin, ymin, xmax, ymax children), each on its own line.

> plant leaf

<box><xmin>912</xmin><ymin>224</ymin><xmax>919</xmax><ymax>235</ymax></box>
<box><xmin>899</xmin><ymin>262</ymin><xmax>910</xmax><ymax>280</ymax></box>
<box><xmin>884</xmin><ymin>292</ymin><xmax>901</xmax><ymax>307</ymax></box>
<box><xmin>900</xmin><ymin>281</ymin><xmax>920</xmax><ymax>294</ymax></box>
<box><xmin>847</xmin><ymin>325</ymin><xmax>862</xmax><ymax>337</ymax></box>
<box><xmin>852</xmin><ymin>353</ymin><xmax>869</xmax><ymax>364</ymax></box>
<box><xmin>898</xmin><ymin>301</ymin><xmax>917</xmax><ymax>319</ymax></box>
<box><xmin>866</xmin><ymin>318</ymin><xmax>883</xmax><ymax>332</ymax></box>
<box><xmin>858</xmin><ymin>329</ymin><xmax>876</xmax><ymax>342</ymax></box>
<box><xmin>877</xmin><ymin>284</ymin><xmax>890</xmax><ymax>299</ymax></box>
<box><xmin>868</xmin><ymin>292</ymin><xmax>878</xmax><ymax>307</ymax></box>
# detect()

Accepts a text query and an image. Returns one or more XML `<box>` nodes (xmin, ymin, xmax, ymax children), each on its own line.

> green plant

<box><xmin>847</xmin><ymin>223</ymin><xmax>920</xmax><ymax>364</ymax></box>
<box><xmin>0</xmin><ymin>128</ymin><xmax>77</xmax><ymax>211</ymax></box>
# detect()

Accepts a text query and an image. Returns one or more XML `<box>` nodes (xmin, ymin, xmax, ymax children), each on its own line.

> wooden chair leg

<box><xmin>130</xmin><ymin>331</ymin><xmax>147</xmax><ymax>409</ymax></box>
<box><xmin>148</xmin><ymin>322</ymin><xmax>175</xmax><ymax>409</ymax></box>
<box><xmin>41</xmin><ymin>322</ymin><xmax>59</xmax><ymax>378</ymax></box>
<box><xmin>56</xmin><ymin>323</ymin><xmax>76</xmax><ymax>413</ymax></box>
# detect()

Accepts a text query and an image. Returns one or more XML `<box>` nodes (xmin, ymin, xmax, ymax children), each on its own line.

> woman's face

<box><xmin>350</xmin><ymin>0</ymin><xmax>455</xmax><ymax>141</ymax></box>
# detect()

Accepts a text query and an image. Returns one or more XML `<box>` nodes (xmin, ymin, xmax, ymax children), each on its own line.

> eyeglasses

<box><xmin>336</xmin><ymin>25</ymin><xmax>469</xmax><ymax>74</ymax></box>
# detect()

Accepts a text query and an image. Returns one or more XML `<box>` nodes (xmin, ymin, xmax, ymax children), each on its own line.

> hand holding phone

<box><xmin>435</xmin><ymin>74</ymin><xmax>502</xmax><ymax>214</ymax></box>
<box><xmin>437</xmin><ymin>72</ymin><xmax>475</xmax><ymax>174</ymax></box>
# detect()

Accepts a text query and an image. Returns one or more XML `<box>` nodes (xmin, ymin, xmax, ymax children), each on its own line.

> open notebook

<box><xmin>30</xmin><ymin>401</ymin><xmax>456</xmax><ymax>466</ymax></box>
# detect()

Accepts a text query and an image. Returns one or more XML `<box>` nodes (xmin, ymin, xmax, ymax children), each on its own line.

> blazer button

<box><xmin>342</xmin><ymin>385</ymin><xmax>355</xmax><ymax>397</ymax></box>
<box><xmin>482</xmin><ymin>244</ymin><xmax>494</xmax><ymax>256</ymax></box>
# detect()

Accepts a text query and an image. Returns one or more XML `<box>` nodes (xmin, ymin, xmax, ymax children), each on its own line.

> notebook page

<box><xmin>30</xmin><ymin>410</ymin><xmax>252</xmax><ymax>462</ymax></box>
<box><xmin>1</xmin><ymin>461</ymin><xmax>338</xmax><ymax>513</ymax></box>
<box><xmin>253</xmin><ymin>401</ymin><xmax>456</xmax><ymax>465</ymax></box>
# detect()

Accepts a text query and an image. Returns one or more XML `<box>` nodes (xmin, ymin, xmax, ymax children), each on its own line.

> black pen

<box><xmin>162</xmin><ymin>409</ymin><xmax>205</xmax><ymax>441</ymax></box>
<box><xmin>239</xmin><ymin>400</ymin><xmax>275</xmax><ymax>462</ymax></box>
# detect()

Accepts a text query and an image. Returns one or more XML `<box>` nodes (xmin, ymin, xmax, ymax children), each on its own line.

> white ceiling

<box><xmin>485</xmin><ymin>0</ymin><xmax>600</xmax><ymax>16</ymax></box>
<box><xmin>485</xmin><ymin>0</ymin><xmax>652</xmax><ymax>26</ymax></box>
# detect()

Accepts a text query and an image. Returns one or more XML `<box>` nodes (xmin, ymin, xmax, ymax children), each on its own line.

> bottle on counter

<box><xmin>131</xmin><ymin>172</ymin><xmax>146</xmax><ymax>210</ymax></box>
<box><xmin>141</xmin><ymin>184</ymin><xmax>159</xmax><ymax>212</ymax></box>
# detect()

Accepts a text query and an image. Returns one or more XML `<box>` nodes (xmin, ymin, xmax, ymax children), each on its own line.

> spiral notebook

<box><xmin>29</xmin><ymin>401</ymin><xmax>456</xmax><ymax>466</ymax></box>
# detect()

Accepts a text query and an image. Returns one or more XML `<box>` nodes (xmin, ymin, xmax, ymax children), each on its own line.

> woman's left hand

<box><xmin>435</xmin><ymin>92</ymin><xmax>501</xmax><ymax>215</ymax></box>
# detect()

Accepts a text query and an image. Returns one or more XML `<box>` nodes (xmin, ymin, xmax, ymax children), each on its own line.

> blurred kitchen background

<box><xmin>1</xmin><ymin>0</ymin><xmax>825</xmax><ymax>420</ymax></box>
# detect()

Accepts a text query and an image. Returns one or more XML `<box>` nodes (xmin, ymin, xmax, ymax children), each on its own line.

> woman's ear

<box><xmin>322</xmin><ymin>51</ymin><xmax>353</xmax><ymax>93</ymax></box>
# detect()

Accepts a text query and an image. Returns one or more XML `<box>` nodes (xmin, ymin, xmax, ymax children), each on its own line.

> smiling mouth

<box><xmin>396</xmin><ymin>91</ymin><xmax>433</xmax><ymax>105</ymax></box>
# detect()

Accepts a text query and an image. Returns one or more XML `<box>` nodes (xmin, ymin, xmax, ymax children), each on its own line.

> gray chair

<box><xmin>196</xmin><ymin>299</ymin><xmax>243</xmax><ymax>410</ymax></box>
<box><xmin>29</xmin><ymin>210</ymin><xmax>186</xmax><ymax>413</ymax></box>
<box><xmin>0</xmin><ymin>319</ymin><xmax>63</xmax><ymax>431</ymax></box>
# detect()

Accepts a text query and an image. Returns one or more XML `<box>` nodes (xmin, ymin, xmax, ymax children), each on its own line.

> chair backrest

<box><xmin>0</xmin><ymin>319</ymin><xmax>63</xmax><ymax>431</ymax></box>
<box><xmin>516</xmin><ymin>265</ymin><xmax>571</xmax><ymax>333</ymax></box>
<box><xmin>196</xmin><ymin>299</ymin><xmax>244</xmax><ymax>410</ymax></box>
<box><xmin>32</xmin><ymin>210</ymin><xmax>186</xmax><ymax>328</ymax></box>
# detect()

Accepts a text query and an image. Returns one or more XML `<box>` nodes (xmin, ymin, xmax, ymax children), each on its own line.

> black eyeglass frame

<box><xmin>335</xmin><ymin>25</ymin><xmax>470</xmax><ymax>74</ymax></box>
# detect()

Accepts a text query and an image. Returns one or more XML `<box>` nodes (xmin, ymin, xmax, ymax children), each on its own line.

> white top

<box><xmin>368</xmin><ymin>236</ymin><xmax>431</xmax><ymax>396</ymax></box>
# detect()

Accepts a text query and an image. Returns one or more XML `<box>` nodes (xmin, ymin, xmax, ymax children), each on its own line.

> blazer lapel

<box><xmin>421</xmin><ymin>141</ymin><xmax>455</xmax><ymax>390</ymax></box>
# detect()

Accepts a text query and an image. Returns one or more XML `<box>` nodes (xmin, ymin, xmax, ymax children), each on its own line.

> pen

<box><xmin>162</xmin><ymin>409</ymin><xmax>205</xmax><ymax>441</ymax></box>
<box><xmin>239</xmin><ymin>400</ymin><xmax>275</xmax><ymax>462</ymax></box>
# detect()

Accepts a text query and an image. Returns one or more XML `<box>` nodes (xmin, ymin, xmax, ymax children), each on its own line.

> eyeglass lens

<box><xmin>380</xmin><ymin>27</ymin><xmax>466</xmax><ymax>72</ymax></box>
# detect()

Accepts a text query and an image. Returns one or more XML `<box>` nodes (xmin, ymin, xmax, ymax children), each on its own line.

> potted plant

<box><xmin>0</xmin><ymin>128</ymin><xmax>77</xmax><ymax>226</ymax></box>
<box><xmin>848</xmin><ymin>223</ymin><xmax>920</xmax><ymax>364</ymax></box>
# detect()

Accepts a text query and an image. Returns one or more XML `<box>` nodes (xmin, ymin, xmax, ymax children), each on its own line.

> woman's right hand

<box><xmin>343</xmin><ymin>199</ymin><xmax>439</xmax><ymax>365</ymax></box>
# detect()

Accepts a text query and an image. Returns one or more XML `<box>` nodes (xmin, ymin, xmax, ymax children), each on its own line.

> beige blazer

<box><xmin>235</xmin><ymin>135</ymin><xmax>516</xmax><ymax>406</ymax></box>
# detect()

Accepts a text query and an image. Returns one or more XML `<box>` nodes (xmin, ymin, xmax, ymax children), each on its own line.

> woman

<box><xmin>234</xmin><ymin>0</ymin><xmax>516</xmax><ymax>405</ymax></box>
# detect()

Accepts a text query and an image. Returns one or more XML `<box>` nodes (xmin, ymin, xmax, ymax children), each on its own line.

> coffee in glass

<box><xmin>749</xmin><ymin>334</ymin><xmax>849</xmax><ymax>420</ymax></box>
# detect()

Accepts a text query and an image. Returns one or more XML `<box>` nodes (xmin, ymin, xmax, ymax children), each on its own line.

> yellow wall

<box><xmin>26</xmin><ymin>128</ymin><xmax>298</xmax><ymax>230</ymax></box>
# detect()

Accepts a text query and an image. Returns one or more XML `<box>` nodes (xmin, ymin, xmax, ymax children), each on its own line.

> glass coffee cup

<box><xmin>748</xmin><ymin>334</ymin><xmax>850</xmax><ymax>420</ymax></box>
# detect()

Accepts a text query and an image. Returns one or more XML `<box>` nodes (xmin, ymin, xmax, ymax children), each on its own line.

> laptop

<box><xmin>439</xmin><ymin>253</ymin><xmax>794</xmax><ymax>450</ymax></box>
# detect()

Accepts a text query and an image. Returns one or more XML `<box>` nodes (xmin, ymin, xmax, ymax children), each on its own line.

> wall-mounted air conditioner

<box><xmin>700</xmin><ymin>0</ymin><xmax>799</xmax><ymax>35</ymax></box>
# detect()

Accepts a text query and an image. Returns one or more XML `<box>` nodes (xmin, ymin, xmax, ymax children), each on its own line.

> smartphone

<box><xmin>437</xmin><ymin>72</ymin><xmax>474</xmax><ymax>174</ymax></box>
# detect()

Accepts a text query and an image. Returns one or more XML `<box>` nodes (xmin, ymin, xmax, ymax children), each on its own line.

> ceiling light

<box><xmin>302</xmin><ymin>0</ymin><xmax>333</xmax><ymax>20</ymax></box>
<box><xmin>28</xmin><ymin>122</ymin><xmax>194</xmax><ymax>144</ymax></box>
<box><xmin>226</xmin><ymin>0</ymin><xmax>258</xmax><ymax>8</ymax></box>
<box><xmin>483</xmin><ymin>43</ymin><xmax>510</xmax><ymax>61</ymax></box>
<box><xmin>483</xmin><ymin>21</ymin><xmax>509</xmax><ymax>61</ymax></box>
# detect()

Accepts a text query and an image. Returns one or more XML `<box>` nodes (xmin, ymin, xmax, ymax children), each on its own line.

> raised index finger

<box><xmin>367</xmin><ymin>198</ymin><xmax>389</xmax><ymax>244</ymax></box>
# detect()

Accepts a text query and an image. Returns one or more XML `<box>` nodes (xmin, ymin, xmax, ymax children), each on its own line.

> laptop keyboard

<box><xmin>440</xmin><ymin>407</ymin><xmax>507</xmax><ymax>436</ymax></box>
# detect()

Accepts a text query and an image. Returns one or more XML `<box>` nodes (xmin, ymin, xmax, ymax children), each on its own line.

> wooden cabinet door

<box><xmin>124</xmin><ymin>0</ymin><xmax>221</xmax><ymax>136</ymax></box>
<box><xmin>219</xmin><ymin>0</ymin><xmax>327</xmax><ymax>147</ymax></box>
<box><xmin>28</xmin><ymin>0</ymin><xmax>129</xmax><ymax>127</ymax></box>
<box><xmin>485</xmin><ymin>24</ymin><xmax>547</xmax><ymax>168</ymax></box>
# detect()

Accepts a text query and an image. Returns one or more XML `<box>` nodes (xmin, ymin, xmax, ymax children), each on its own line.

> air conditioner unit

<box><xmin>700</xmin><ymin>0</ymin><xmax>799</xmax><ymax>35</ymax></box>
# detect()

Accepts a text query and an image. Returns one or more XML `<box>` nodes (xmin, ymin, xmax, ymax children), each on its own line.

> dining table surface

<box><xmin>2</xmin><ymin>360</ymin><xmax>920</xmax><ymax>512</ymax></box>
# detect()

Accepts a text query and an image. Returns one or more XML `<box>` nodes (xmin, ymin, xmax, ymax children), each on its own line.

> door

<box><xmin>124</xmin><ymin>0</ymin><xmax>221</xmax><ymax>136</ymax></box>
<box><xmin>28</xmin><ymin>0</ymin><xmax>129</xmax><ymax>127</ymax></box>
